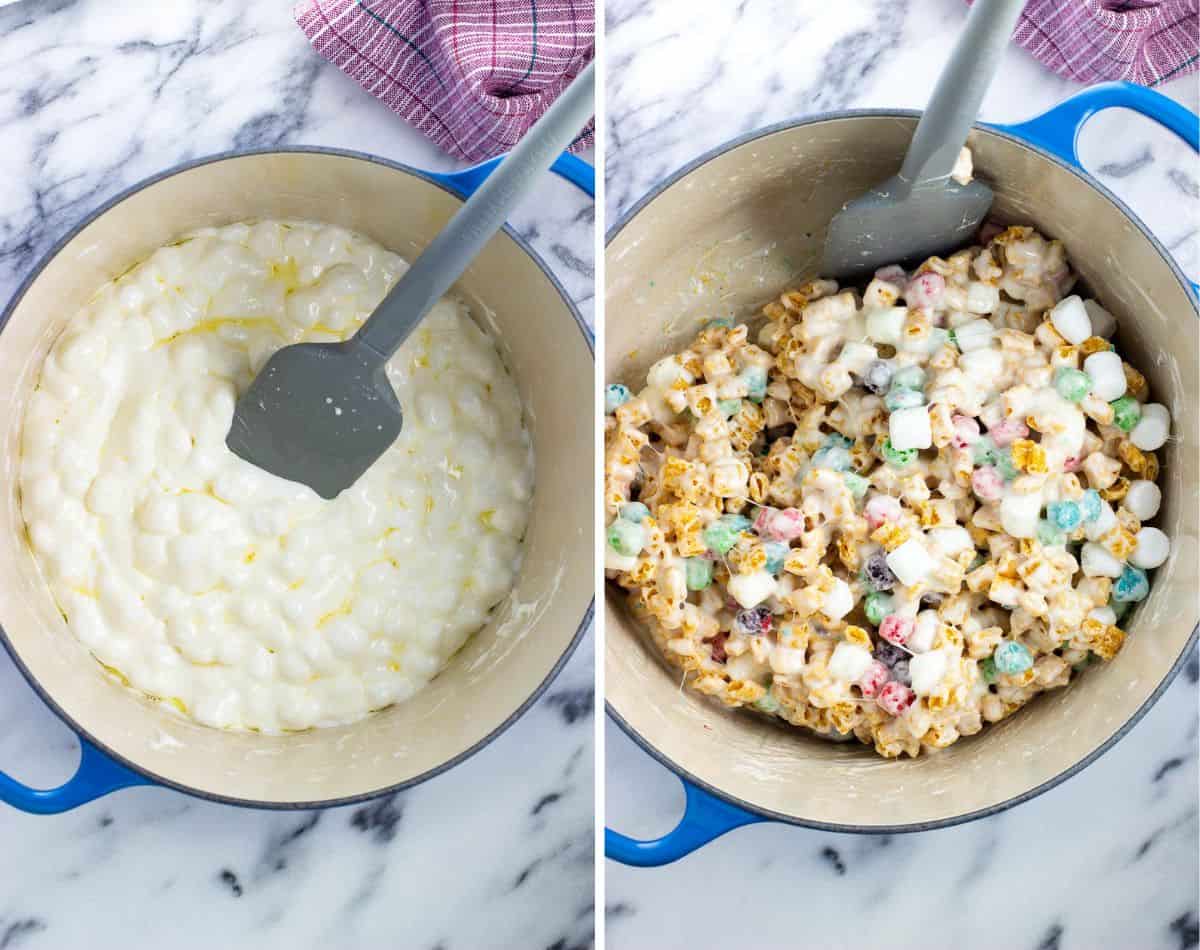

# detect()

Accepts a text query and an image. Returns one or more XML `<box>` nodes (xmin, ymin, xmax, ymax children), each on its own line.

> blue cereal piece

<box><xmin>1113</xmin><ymin>565</ymin><xmax>1149</xmax><ymax>603</ymax></box>
<box><xmin>619</xmin><ymin>501</ymin><xmax>650</xmax><ymax>523</ymax></box>
<box><xmin>992</xmin><ymin>640</ymin><xmax>1033</xmax><ymax>675</ymax></box>
<box><xmin>1046</xmin><ymin>500</ymin><xmax>1081</xmax><ymax>532</ymax></box>
<box><xmin>605</xmin><ymin>383</ymin><xmax>632</xmax><ymax>414</ymax></box>
<box><xmin>1080</xmin><ymin>489</ymin><xmax>1102</xmax><ymax>523</ymax></box>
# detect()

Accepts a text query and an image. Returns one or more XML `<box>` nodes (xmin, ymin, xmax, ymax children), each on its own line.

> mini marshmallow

<box><xmin>1000</xmin><ymin>491</ymin><xmax>1043</xmax><ymax>539</ymax></box>
<box><xmin>605</xmin><ymin>548</ymin><xmax>638</xmax><ymax>572</ymax></box>
<box><xmin>886</xmin><ymin>538</ymin><xmax>935</xmax><ymax>587</ymax></box>
<box><xmin>1088</xmin><ymin>605</ymin><xmax>1118</xmax><ymax>625</ymax></box>
<box><xmin>909</xmin><ymin>649</ymin><xmax>948</xmax><ymax>696</ymax></box>
<box><xmin>1129</xmin><ymin>526</ymin><xmax>1170</xmax><ymax>570</ymax></box>
<box><xmin>928</xmin><ymin>525</ymin><xmax>973</xmax><ymax>556</ymax></box>
<box><xmin>1084</xmin><ymin>502</ymin><xmax>1118</xmax><ymax>542</ymax></box>
<box><xmin>890</xmin><ymin>406</ymin><xmax>932</xmax><ymax>451</ymax></box>
<box><xmin>838</xmin><ymin>341</ymin><xmax>879</xmax><ymax>375</ymax></box>
<box><xmin>1130</xmin><ymin>403</ymin><xmax>1170</xmax><ymax>452</ymax></box>
<box><xmin>909</xmin><ymin>610</ymin><xmax>939</xmax><ymax>653</ymax></box>
<box><xmin>828</xmin><ymin>641</ymin><xmax>874</xmax><ymax>682</ymax></box>
<box><xmin>770</xmin><ymin>645</ymin><xmax>806</xmax><ymax>675</ymax></box>
<box><xmin>955</xmin><ymin>318</ymin><xmax>996</xmax><ymax>352</ymax></box>
<box><xmin>965</xmin><ymin>282</ymin><xmax>1000</xmax><ymax>314</ymax></box>
<box><xmin>1081</xmin><ymin>542</ymin><xmax>1124</xmax><ymax>578</ymax></box>
<box><xmin>646</xmin><ymin>355</ymin><xmax>693</xmax><ymax>391</ymax></box>
<box><xmin>822</xmin><ymin>577</ymin><xmax>855</xmax><ymax>620</ymax></box>
<box><xmin>1124</xmin><ymin>480</ymin><xmax>1162</xmax><ymax>521</ymax></box>
<box><xmin>1049</xmin><ymin>295</ymin><xmax>1092</xmax><ymax>345</ymax></box>
<box><xmin>865</xmin><ymin>307</ymin><xmax>907</xmax><ymax>345</ymax></box>
<box><xmin>1083</xmin><ymin>350</ymin><xmax>1126</xmax><ymax>401</ymax></box>
<box><xmin>1083</xmin><ymin>299</ymin><xmax>1117</xmax><ymax>338</ymax></box>
<box><xmin>958</xmin><ymin>347</ymin><xmax>1004</xmax><ymax>383</ymax></box>
<box><xmin>728</xmin><ymin>569</ymin><xmax>778</xmax><ymax>608</ymax></box>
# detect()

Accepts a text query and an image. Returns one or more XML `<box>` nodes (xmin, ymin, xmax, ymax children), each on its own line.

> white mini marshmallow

<box><xmin>728</xmin><ymin>569</ymin><xmax>777</xmax><ymax>609</ymax></box>
<box><xmin>1131</xmin><ymin>403</ymin><xmax>1170</xmax><ymax>452</ymax></box>
<box><xmin>838</xmin><ymin>341</ymin><xmax>878</xmax><ymax>375</ymax></box>
<box><xmin>958</xmin><ymin>347</ymin><xmax>1004</xmax><ymax>384</ymax></box>
<box><xmin>1081</xmin><ymin>542</ymin><xmax>1124</xmax><ymax>578</ymax></box>
<box><xmin>828</xmin><ymin>642</ymin><xmax>874</xmax><ymax>682</ymax></box>
<box><xmin>770</xmin><ymin>645</ymin><xmax>807</xmax><ymax>675</ymax></box>
<box><xmin>1083</xmin><ymin>299</ymin><xmax>1117</xmax><ymax>338</ymax></box>
<box><xmin>954</xmin><ymin>318</ymin><xmax>996</xmax><ymax>352</ymax></box>
<box><xmin>1049</xmin><ymin>295</ymin><xmax>1092</xmax><ymax>345</ymax></box>
<box><xmin>886</xmin><ymin>538</ymin><xmax>935</xmax><ymax>587</ymax></box>
<box><xmin>1000</xmin><ymin>491</ymin><xmax>1043</xmax><ymax>539</ymax></box>
<box><xmin>965</xmin><ymin>282</ymin><xmax>1000</xmax><ymax>314</ymax></box>
<box><xmin>1124</xmin><ymin>480</ymin><xmax>1162</xmax><ymax>521</ymax></box>
<box><xmin>1084</xmin><ymin>502</ymin><xmax>1117</xmax><ymax>541</ymax></box>
<box><xmin>909</xmin><ymin>610</ymin><xmax>939</xmax><ymax>653</ymax></box>
<box><xmin>1083</xmin><ymin>350</ymin><xmax>1126</xmax><ymax>401</ymax></box>
<box><xmin>909</xmin><ymin>650</ymin><xmax>948</xmax><ymax>696</ymax></box>
<box><xmin>889</xmin><ymin>406</ymin><xmax>932</xmax><ymax>451</ymax></box>
<box><xmin>865</xmin><ymin>307</ymin><xmax>908</xmax><ymax>346</ymax></box>
<box><xmin>1129</xmin><ymin>527</ymin><xmax>1170</xmax><ymax>570</ymax></box>
<box><xmin>822</xmin><ymin>577</ymin><xmax>854</xmax><ymax>621</ymax></box>
<box><xmin>927</xmin><ymin>525</ymin><xmax>973</xmax><ymax>557</ymax></box>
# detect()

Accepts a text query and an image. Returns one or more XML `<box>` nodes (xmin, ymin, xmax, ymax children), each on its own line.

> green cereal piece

<box><xmin>718</xmin><ymin>399</ymin><xmax>742</xmax><ymax>418</ymax></box>
<box><xmin>980</xmin><ymin>656</ymin><xmax>998</xmax><ymax>684</ymax></box>
<box><xmin>685</xmin><ymin>557</ymin><xmax>714</xmax><ymax>591</ymax></box>
<box><xmin>864</xmin><ymin>590</ymin><xmax>894</xmax><ymax>626</ymax></box>
<box><xmin>741</xmin><ymin>365</ymin><xmax>768</xmax><ymax>402</ymax></box>
<box><xmin>1053</xmin><ymin>366</ymin><xmax>1092</xmax><ymax>404</ymax></box>
<box><xmin>754</xmin><ymin>686</ymin><xmax>781</xmax><ymax>715</ymax></box>
<box><xmin>619</xmin><ymin>502</ymin><xmax>650</xmax><ymax>523</ymax></box>
<box><xmin>843</xmin><ymin>472</ymin><xmax>869</xmax><ymax>499</ymax></box>
<box><xmin>607</xmin><ymin>519</ymin><xmax>645</xmax><ymax>556</ymax></box>
<box><xmin>705</xmin><ymin>317</ymin><xmax>735</xmax><ymax>329</ymax></box>
<box><xmin>1110</xmin><ymin>395</ymin><xmax>1141</xmax><ymax>432</ymax></box>
<box><xmin>891</xmin><ymin>365</ymin><xmax>927</xmax><ymax>390</ymax></box>
<box><xmin>881</xmin><ymin>438</ymin><xmax>916</xmax><ymax>468</ymax></box>
<box><xmin>994</xmin><ymin>447</ymin><xmax>1018</xmax><ymax>481</ymax></box>
<box><xmin>1036</xmin><ymin>519</ymin><xmax>1065</xmax><ymax>548</ymax></box>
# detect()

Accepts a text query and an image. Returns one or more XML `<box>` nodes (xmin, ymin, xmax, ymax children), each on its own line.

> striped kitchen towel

<box><xmin>978</xmin><ymin>0</ymin><xmax>1198</xmax><ymax>86</ymax></box>
<box><xmin>295</xmin><ymin>0</ymin><xmax>593</xmax><ymax>162</ymax></box>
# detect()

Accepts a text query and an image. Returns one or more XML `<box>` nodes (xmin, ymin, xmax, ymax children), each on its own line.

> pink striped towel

<box><xmin>294</xmin><ymin>0</ymin><xmax>593</xmax><ymax>162</ymax></box>
<box><xmin>979</xmin><ymin>0</ymin><xmax>1198</xmax><ymax>86</ymax></box>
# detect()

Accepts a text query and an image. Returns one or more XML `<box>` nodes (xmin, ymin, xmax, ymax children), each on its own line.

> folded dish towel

<box><xmin>991</xmin><ymin>0</ymin><xmax>1198</xmax><ymax>86</ymax></box>
<box><xmin>295</xmin><ymin>0</ymin><xmax>594</xmax><ymax>162</ymax></box>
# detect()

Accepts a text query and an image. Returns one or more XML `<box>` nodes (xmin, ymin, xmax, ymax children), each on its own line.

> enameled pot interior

<box><xmin>0</xmin><ymin>151</ymin><xmax>594</xmax><ymax>805</ymax></box>
<box><xmin>606</xmin><ymin>115</ymin><xmax>1198</xmax><ymax>828</ymax></box>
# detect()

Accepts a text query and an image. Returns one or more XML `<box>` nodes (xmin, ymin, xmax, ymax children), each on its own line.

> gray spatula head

<box><xmin>226</xmin><ymin>338</ymin><xmax>399</xmax><ymax>500</ymax></box>
<box><xmin>822</xmin><ymin>176</ymin><xmax>993</xmax><ymax>280</ymax></box>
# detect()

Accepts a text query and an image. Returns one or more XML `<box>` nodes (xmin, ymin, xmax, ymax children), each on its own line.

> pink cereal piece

<box><xmin>879</xmin><ymin>615</ymin><xmax>914</xmax><ymax>646</ymax></box>
<box><xmin>1063</xmin><ymin>456</ymin><xmax>1081</xmax><ymax>473</ymax></box>
<box><xmin>753</xmin><ymin>506</ymin><xmax>779</xmax><ymax>536</ymax></box>
<box><xmin>987</xmin><ymin>418</ymin><xmax>1029</xmax><ymax>448</ymax></box>
<box><xmin>864</xmin><ymin>495</ymin><xmax>902</xmax><ymax>530</ymax></box>
<box><xmin>875</xmin><ymin>264</ymin><xmax>907</xmax><ymax>287</ymax></box>
<box><xmin>768</xmin><ymin>507</ymin><xmax>806</xmax><ymax>541</ymax></box>
<box><xmin>971</xmin><ymin>465</ymin><xmax>1004</xmax><ymax>502</ymax></box>
<box><xmin>979</xmin><ymin>219</ymin><xmax>1004</xmax><ymax>244</ymax></box>
<box><xmin>905</xmin><ymin>271</ymin><xmax>945</xmax><ymax>310</ymax></box>
<box><xmin>858</xmin><ymin>660</ymin><xmax>890</xmax><ymax>698</ymax></box>
<box><xmin>877</xmin><ymin>681</ymin><xmax>915</xmax><ymax>717</ymax></box>
<box><xmin>951</xmin><ymin>413</ymin><xmax>981</xmax><ymax>449</ymax></box>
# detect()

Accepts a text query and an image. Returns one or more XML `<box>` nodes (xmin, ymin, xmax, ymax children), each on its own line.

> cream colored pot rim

<box><xmin>0</xmin><ymin>145</ymin><xmax>595</xmax><ymax>810</ymax></box>
<box><xmin>605</xmin><ymin>109</ymin><xmax>1199</xmax><ymax>833</ymax></box>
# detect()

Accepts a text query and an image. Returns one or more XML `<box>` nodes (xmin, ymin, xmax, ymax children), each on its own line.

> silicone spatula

<box><xmin>226</xmin><ymin>62</ymin><xmax>594</xmax><ymax>499</ymax></box>
<box><xmin>822</xmin><ymin>0</ymin><xmax>1027</xmax><ymax>279</ymax></box>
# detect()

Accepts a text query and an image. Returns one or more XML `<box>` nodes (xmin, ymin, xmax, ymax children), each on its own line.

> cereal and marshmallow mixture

<box><xmin>604</xmin><ymin>224</ymin><xmax>1172</xmax><ymax>758</ymax></box>
<box><xmin>21</xmin><ymin>221</ymin><xmax>533</xmax><ymax>733</ymax></box>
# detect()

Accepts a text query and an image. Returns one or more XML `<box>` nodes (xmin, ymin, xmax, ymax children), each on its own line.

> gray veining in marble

<box><xmin>0</xmin><ymin>1</ymin><xmax>594</xmax><ymax>948</ymax></box>
<box><xmin>604</xmin><ymin>1</ymin><xmax>1198</xmax><ymax>948</ymax></box>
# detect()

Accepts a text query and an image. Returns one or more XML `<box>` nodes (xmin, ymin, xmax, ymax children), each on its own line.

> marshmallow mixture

<box><xmin>20</xmin><ymin>220</ymin><xmax>533</xmax><ymax>732</ymax></box>
<box><xmin>604</xmin><ymin>220</ymin><xmax>1171</xmax><ymax>758</ymax></box>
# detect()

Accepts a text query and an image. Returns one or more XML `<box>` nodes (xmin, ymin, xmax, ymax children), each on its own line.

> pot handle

<box><xmin>605</xmin><ymin>778</ymin><xmax>764</xmax><ymax>867</ymax></box>
<box><xmin>995</xmin><ymin>81</ymin><xmax>1199</xmax><ymax>295</ymax></box>
<box><xmin>429</xmin><ymin>151</ymin><xmax>595</xmax><ymax>200</ymax></box>
<box><xmin>0</xmin><ymin>738</ymin><xmax>151</xmax><ymax>814</ymax></box>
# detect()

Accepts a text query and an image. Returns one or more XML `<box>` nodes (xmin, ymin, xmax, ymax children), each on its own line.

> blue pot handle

<box><xmin>994</xmin><ymin>81</ymin><xmax>1199</xmax><ymax>296</ymax></box>
<box><xmin>0</xmin><ymin>738</ymin><xmax>150</xmax><ymax>814</ymax></box>
<box><xmin>429</xmin><ymin>150</ymin><xmax>595</xmax><ymax>199</ymax></box>
<box><xmin>606</xmin><ymin>778</ymin><xmax>764</xmax><ymax>867</ymax></box>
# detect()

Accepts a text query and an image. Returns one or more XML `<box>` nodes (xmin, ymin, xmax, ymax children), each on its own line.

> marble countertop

<box><xmin>604</xmin><ymin>1</ymin><xmax>1198</xmax><ymax>948</ymax></box>
<box><xmin>0</xmin><ymin>1</ymin><xmax>594</xmax><ymax>948</ymax></box>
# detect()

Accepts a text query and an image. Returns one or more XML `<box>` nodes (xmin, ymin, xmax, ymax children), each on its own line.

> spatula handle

<box><xmin>357</xmin><ymin>62</ymin><xmax>595</xmax><ymax>360</ymax></box>
<box><xmin>898</xmin><ymin>0</ymin><xmax>1027</xmax><ymax>188</ymax></box>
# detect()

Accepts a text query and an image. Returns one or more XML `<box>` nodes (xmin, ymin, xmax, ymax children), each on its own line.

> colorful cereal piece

<box><xmin>605</xmin><ymin>383</ymin><xmax>632</xmax><ymax>414</ymax></box>
<box><xmin>762</xmin><ymin>541</ymin><xmax>789</xmax><ymax>575</ymax></box>
<box><xmin>741</xmin><ymin>364</ymin><xmax>768</xmax><ymax>401</ymax></box>
<box><xmin>879</xmin><ymin>614</ymin><xmax>914</xmax><ymax>646</ymax></box>
<box><xmin>863</xmin><ymin>591</ymin><xmax>894</xmax><ymax>626</ymax></box>
<box><xmin>1110</xmin><ymin>395</ymin><xmax>1141</xmax><ymax>432</ymax></box>
<box><xmin>1053</xmin><ymin>366</ymin><xmax>1092</xmax><ymax>404</ymax></box>
<box><xmin>992</xmin><ymin>640</ymin><xmax>1033</xmax><ymax>675</ymax></box>
<box><xmin>951</xmin><ymin>413</ymin><xmax>981</xmax><ymax>448</ymax></box>
<box><xmin>864</xmin><ymin>495</ymin><xmax>902</xmax><ymax>529</ymax></box>
<box><xmin>863</xmin><ymin>551</ymin><xmax>897</xmax><ymax>591</ymax></box>
<box><xmin>877</xmin><ymin>681</ymin><xmax>915</xmax><ymax>717</ymax></box>
<box><xmin>971</xmin><ymin>465</ymin><xmax>1004</xmax><ymax>502</ymax></box>
<box><xmin>862</xmin><ymin>359</ymin><xmax>894</xmax><ymax>394</ymax></box>
<box><xmin>619</xmin><ymin>501</ymin><xmax>650</xmax><ymax>523</ymax></box>
<box><xmin>857</xmin><ymin>660</ymin><xmax>890</xmax><ymax>698</ymax></box>
<box><xmin>905</xmin><ymin>272</ymin><xmax>945</xmax><ymax>311</ymax></box>
<box><xmin>987</xmin><ymin>417</ymin><xmax>1029</xmax><ymax>447</ymax></box>
<box><xmin>1046</xmin><ymin>500</ymin><xmax>1081</xmax><ymax>532</ymax></box>
<box><xmin>685</xmin><ymin>557</ymin><xmax>714</xmax><ymax>591</ymax></box>
<box><xmin>607</xmin><ymin>519</ymin><xmax>645</xmax><ymax>556</ymax></box>
<box><xmin>1080</xmin><ymin>488</ymin><xmax>1103</xmax><ymax>523</ymax></box>
<box><xmin>885</xmin><ymin>387</ymin><xmax>925</xmax><ymax>412</ymax></box>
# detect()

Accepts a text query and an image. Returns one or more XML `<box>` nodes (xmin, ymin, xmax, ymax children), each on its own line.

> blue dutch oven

<box><xmin>605</xmin><ymin>83</ymin><xmax>1198</xmax><ymax>865</ymax></box>
<box><xmin>0</xmin><ymin>149</ymin><xmax>594</xmax><ymax>812</ymax></box>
